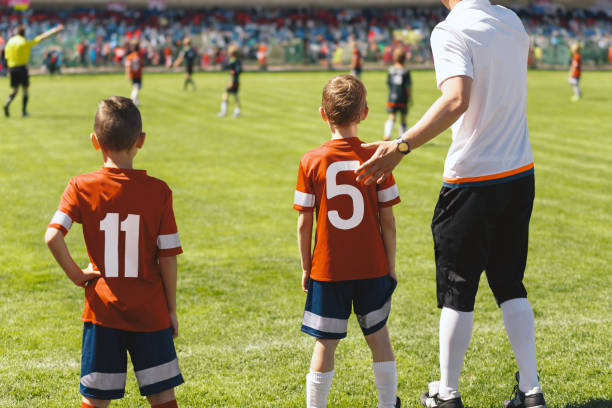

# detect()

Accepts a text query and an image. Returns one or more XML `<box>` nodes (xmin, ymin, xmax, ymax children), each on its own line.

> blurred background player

<box><xmin>569</xmin><ymin>43</ymin><xmax>582</xmax><ymax>101</ymax></box>
<box><xmin>384</xmin><ymin>48</ymin><xmax>412</xmax><ymax>141</ymax></box>
<box><xmin>43</xmin><ymin>46</ymin><xmax>62</xmax><ymax>76</ymax></box>
<box><xmin>294</xmin><ymin>75</ymin><xmax>401</xmax><ymax>408</ymax></box>
<box><xmin>218</xmin><ymin>45</ymin><xmax>242</xmax><ymax>118</ymax></box>
<box><xmin>257</xmin><ymin>42</ymin><xmax>268</xmax><ymax>71</ymax></box>
<box><xmin>125</xmin><ymin>41</ymin><xmax>143</xmax><ymax>107</ymax></box>
<box><xmin>350</xmin><ymin>41</ymin><xmax>363</xmax><ymax>78</ymax></box>
<box><xmin>3</xmin><ymin>23</ymin><xmax>64</xmax><ymax>118</ymax></box>
<box><xmin>173</xmin><ymin>37</ymin><xmax>197</xmax><ymax>90</ymax></box>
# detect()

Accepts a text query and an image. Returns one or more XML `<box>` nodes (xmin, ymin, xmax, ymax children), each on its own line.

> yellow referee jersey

<box><xmin>5</xmin><ymin>35</ymin><xmax>41</xmax><ymax>68</ymax></box>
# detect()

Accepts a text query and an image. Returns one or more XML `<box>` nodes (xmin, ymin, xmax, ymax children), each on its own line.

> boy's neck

<box><xmin>330</xmin><ymin>123</ymin><xmax>358</xmax><ymax>140</ymax></box>
<box><xmin>394</xmin><ymin>63</ymin><xmax>404</xmax><ymax>68</ymax></box>
<box><xmin>102</xmin><ymin>151</ymin><xmax>135</xmax><ymax>170</ymax></box>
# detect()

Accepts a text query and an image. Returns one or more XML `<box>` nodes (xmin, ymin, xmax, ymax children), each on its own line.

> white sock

<box><xmin>399</xmin><ymin>123</ymin><xmax>407</xmax><ymax>136</ymax></box>
<box><xmin>306</xmin><ymin>370</ymin><xmax>334</xmax><ymax>408</ymax></box>
<box><xmin>373</xmin><ymin>361</ymin><xmax>397</xmax><ymax>408</ymax></box>
<box><xmin>439</xmin><ymin>307</ymin><xmax>473</xmax><ymax>399</ymax></box>
<box><xmin>572</xmin><ymin>84</ymin><xmax>581</xmax><ymax>98</ymax></box>
<box><xmin>501</xmin><ymin>298</ymin><xmax>541</xmax><ymax>395</ymax></box>
<box><xmin>219</xmin><ymin>101</ymin><xmax>227</xmax><ymax>115</ymax></box>
<box><xmin>384</xmin><ymin>119</ymin><xmax>395</xmax><ymax>139</ymax></box>
<box><xmin>130</xmin><ymin>87</ymin><xmax>140</xmax><ymax>106</ymax></box>
<box><xmin>233</xmin><ymin>107</ymin><xmax>241</xmax><ymax>115</ymax></box>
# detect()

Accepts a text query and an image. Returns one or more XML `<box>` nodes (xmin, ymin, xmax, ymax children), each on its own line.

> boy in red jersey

<box><xmin>45</xmin><ymin>96</ymin><xmax>183</xmax><ymax>408</ymax></box>
<box><xmin>568</xmin><ymin>43</ymin><xmax>582</xmax><ymax>101</ymax></box>
<box><xmin>125</xmin><ymin>42</ymin><xmax>143</xmax><ymax>106</ymax></box>
<box><xmin>294</xmin><ymin>75</ymin><xmax>401</xmax><ymax>408</ymax></box>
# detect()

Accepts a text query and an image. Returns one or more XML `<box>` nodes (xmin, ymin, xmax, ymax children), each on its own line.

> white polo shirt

<box><xmin>430</xmin><ymin>0</ymin><xmax>534</xmax><ymax>187</ymax></box>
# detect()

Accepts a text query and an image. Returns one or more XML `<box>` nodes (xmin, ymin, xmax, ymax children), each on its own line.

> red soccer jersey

<box><xmin>570</xmin><ymin>52</ymin><xmax>581</xmax><ymax>79</ymax></box>
<box><xmin>293</xmin><ymin>137</ymin><xmax>401</xmax><ymax>282</ymax></box>
<box><xmin>48</xmin><ymin>167</ymin><xmax>182</xmax><ymax>332</ymax></box>
<box><xmin>125</xmin><ymin>51</ymin><xmax>142</xmax><ymax>79</ymax></box>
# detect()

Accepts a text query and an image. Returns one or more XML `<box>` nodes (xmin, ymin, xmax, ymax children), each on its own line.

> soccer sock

<box><xmin>151</xmin><ymin>400</ymin><xmax>178</xmax><ymax>408</ymax></box>
<box><xmin>5</xmin><ymin>92</ymin><xmax>16</xmax><ymax>107</ymax></box>
<box><xmin>373</xmin><ymin>360</ymin><xmax>397</xmax><ymax>408</ymax></box>
<box><xmin>501</xmin><ymin>298</ymin><xmax>541</xmax><ymax>395</ymax></box>
<box><xmin>399</xmin><ymin>122</ymin><xmax>407</xmax><ymax>136</ymax></box>
<box><xmin>219</xmin><ymin>101</ymin><xmax>227</xmax><ymax>115</ymax></box>
<box><xmin>439</xmin><ymin>307</ymin><xmax>473</xmax><ymax>399</ymax></box>
<box><xmin>572</xmin><ymin>84</ymin><xmax>581</xmax><ymax>98</ymax></box>
<box><xmin>22</xmin><ymin>94</ymin><xmax>28</xmax><ymax>113</ymax></box>
<box><xmin>233</xmin><ymin>107</ymin><xmax>241</xmax><ymax>116</ymax></box>
<box><xmin>131</xmin><ymin>87</ymin><xmax>140</xmax><ymax>106</ymax></box>
<box><xmin>384</xmin><ymin>119</ymin><xmax>394</xmax><ymax>139</ymax></box>
<box><xmin>80</xmin><ymin>402</ymin><xmax>96</xmax><ymax>408</ymax></box>
<box><xmin>306</xmin><ymin>369</ymin><xmax>334</xmax><ymax>408</ymax></box>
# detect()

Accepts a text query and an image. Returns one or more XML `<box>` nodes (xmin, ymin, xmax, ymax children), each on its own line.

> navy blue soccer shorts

<box><xmin>80</xmin><ymin>323</ymin><xmax>184</xmax><ymax>400</ymax></box>
<box><xmin>301</xmin><ymin>274</ymin><xmax>397</xmax><ymax>339</ymax></box>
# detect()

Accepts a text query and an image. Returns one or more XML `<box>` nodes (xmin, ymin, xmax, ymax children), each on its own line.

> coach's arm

<box><xmin>356</xmin><ymin>75</ymin><xmax>472</xmax><ymax>185</ymax></box>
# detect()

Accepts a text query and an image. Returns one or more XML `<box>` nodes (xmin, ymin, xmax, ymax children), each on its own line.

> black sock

<box><xmin>5</xmin><ymin>93</ymin><xmax>16</xmax><ymax>107</ymax></box>
<box><xmin>22</xmin><ymin>95</ymin><xmax>28</xmax><ymax>113</ymax></box>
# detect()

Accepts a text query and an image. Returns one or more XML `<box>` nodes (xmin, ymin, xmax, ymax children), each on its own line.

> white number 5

<box><xmin>99</xmin><ymin>213</ymin><xmax>140</xmax><ymax>278</ymax></box>
<box><xmin>326</xmin><ymin>161</ymin><xmax>364</xmax><ymax>230</ymax></box>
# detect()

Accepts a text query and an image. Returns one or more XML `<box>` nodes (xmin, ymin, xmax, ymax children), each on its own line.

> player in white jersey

<box><xmin>356</xmin><ymin>1</ymin><xmax>546</xmax><ymax>408</ymax></box>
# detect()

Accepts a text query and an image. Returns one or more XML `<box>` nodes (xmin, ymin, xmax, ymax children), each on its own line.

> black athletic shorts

<box><xmin>431</xmin><ymin>174</ymin><xmax>534</xmax><ymax>312</ymax></box>
<box><xmin>132</xmin><ymin>77</ymin><xmax>142</xmax><ymax>88</ymax></box>
<box><xmin>226</xmin><ymin>82</ymin><xmax>239</xmax><ymax>94</ymax></box>
<box><xmin>9</xmin><ymin>66</ymin><xmax>29</xmax><ymax>88</ymax></box>
<box><xmin>186</xmin><ymin>64</ymin><xmax>194</xmax><ymax>75</ymax></box>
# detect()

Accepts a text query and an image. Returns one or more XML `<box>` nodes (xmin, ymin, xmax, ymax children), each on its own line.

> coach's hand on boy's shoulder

<box><xmin>355</xmin><ymin>140</ymin><xmax>404</xmax><ymax>185</ymax></box>
<box><xmin>301</xmin><ymin>269</ymin><xmax>310</xmax><ymax>293</ymax></box>
<box><xmin>169</xmin><ymin>311</ymin><xmax>179</xmax><ymax>338</ymax></box>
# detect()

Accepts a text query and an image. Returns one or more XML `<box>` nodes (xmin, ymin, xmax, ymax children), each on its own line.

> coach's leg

<box><xmin>81</xmin><ymin>396</ymin><xmax>110</xmax><ymax>408</ymax></box>
<box><xmin>366</xmin><ymin>325</ymin><xmax>397</xmax><ymax>408</ymax></box>
<box><xmin>439</xmin><ymin>307</ymin><xmax>473</xmax><ymax>399</ymax></box>
<box><xmin>307</xmin><ymin>339</ymin><xmax>339</xmax><ymax>408</ymax></box>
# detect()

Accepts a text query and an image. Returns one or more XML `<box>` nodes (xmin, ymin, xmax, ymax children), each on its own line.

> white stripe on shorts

<box><xmin>377</xmin><ymin>185</ymin><xmax>400</xmax><ymax>203</ymax></box>
<box><xmin>356</xmin><ymin>298</ymin><xmax>392</xmax><ymax>329</ymax></box>
<box><xmin>135</xmin><ymin>358</ymin><xmax>181</xmax><ymax>387</ymax></box>
<box><xmin>157</xmin><ymin>233</ymin><xmax>181</xmax><ymax>250</ymax></box>
<box><xmin>80</xmin><ymin>371</ymin><xmax>126</xmax><ymax>391</ymax></box>
<box><xmin>302</xmin><ymin>311</ymin><xmax>348</xmax><ymax>334</ymax></box>
<box><xmin>50</xmin><ymin>210</ymin><xmax>73</xmax><ymax>231</ymax></box>
<box><xmin>294</xmin><ymin>190</ymin><xmax>315</xmax><ymax>208</ymax></box>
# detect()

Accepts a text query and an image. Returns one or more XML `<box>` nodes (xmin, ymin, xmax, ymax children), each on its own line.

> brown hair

<box><xmin>94</xmin><ymin>96</ymin><xmax>142</xmax><ymax>151</ymax></box>
<box><xmin>321</xmin><ymin>75</ymin><xmax>367</xmax><ymax>127</ymax></box>
<box><xmin>393</xmin><ymin>48</ymin><xmax>406</xmax><ymax>65</ymax></box>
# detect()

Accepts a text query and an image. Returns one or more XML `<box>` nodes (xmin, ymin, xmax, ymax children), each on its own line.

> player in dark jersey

<box><xmin>384</xmin><ymin>48</ymin><xmax>412</xmax><ymax>141</ymax></box>
<box><xmin>173</xmin><ymin>37</ymin><xmax>197</xmax><ymax>90</ymax></box>
<box><xmin>218</xmin><ymin>45</ymin><xmax>242</xmax><ymax>118</ymax></box>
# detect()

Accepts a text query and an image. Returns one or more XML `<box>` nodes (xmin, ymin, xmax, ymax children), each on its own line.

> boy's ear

<box><xmin>136</xmin><ymin>132</ymin><xmax>146</xmax><ymax>149</ymax></box>
<box><xmin>319</xmin><ymin>106</ymin><xmax>328</xmax><ymax>122</ymax></box>
<box><xmin>90</xmin><ymin>133</ymin><xmax>101</xmax><ymax>150</ymax></box>
<box><xmin>362</xmin><ymin>106</ymin><xmax>369</xmax><ymax>121</ymax></box>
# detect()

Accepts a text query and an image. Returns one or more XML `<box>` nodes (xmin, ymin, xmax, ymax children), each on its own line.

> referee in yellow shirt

<box><xmin>4</xmin><ymin>23</ymin><xmax>63</xmax><ymax>118</ymax></box>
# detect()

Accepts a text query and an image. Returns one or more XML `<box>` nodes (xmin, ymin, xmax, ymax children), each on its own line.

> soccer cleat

<box><xmin>503</xmin><ymin>372</ymin><xmax>546</xmax><ymax>408</ymax></box>
<box><xmin>232</xmin><ymin>109</ymin><xmax>241</xmax><ymax>118</ymax></box>
<box><xmin>217</xmin><ymin>111</ymin><xmax>226</xmax><ymax>117</ymax></box>
<box><xmin>22</xmin><ymin>111</ymin><xmax>29</xmax><ymax>118</ymax></box>
<box><xmin>396</xmin><ymin>396</ymin><xmax>401</xmax><ymax>407</ymax></box>
<box><xmin>420</xmin><ymin>382</ymin><xmax>464</xmax><ymax>408</ymax></box>
<box><xmin>3</xmin><ymin>104</ymin><xmax>8</xmax><ymax>118</ymax></box>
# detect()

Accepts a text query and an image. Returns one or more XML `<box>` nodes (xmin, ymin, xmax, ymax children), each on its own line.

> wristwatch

<box><xmin>395</xmin><ymin>136</ymin><xmax>411</xmax><ymax>154</ymax></box>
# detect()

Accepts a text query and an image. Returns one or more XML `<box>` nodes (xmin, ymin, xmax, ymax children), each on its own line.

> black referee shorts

<box><xmin>431</xmin><ymin>174</ymin><xmax>535</xmax><ymax>312</ymax></box>
<box><xmin>9</xmin><ymin>66</ymin><xmax>29</xmax><ymax>88</ymax></box>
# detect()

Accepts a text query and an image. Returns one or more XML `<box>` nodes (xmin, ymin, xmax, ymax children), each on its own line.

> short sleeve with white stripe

<box><xmin>48</xmin><ymin>178</ymin><xmax>81</xmax><ymax>235</ymax></box>
<box><xmin>157</xmin><ymin>192</ymin><xmax>183</xmax><ymax>257</ymax></box>
<box><xmin>430</xmin><ymin>24</ymin><xmax>474</xmax><ymax>89</ymax></box>
<box><xmin>293</xmin><ymin>159</ymin><xmax>315</xmax><ymax>212</ymax></box>
<box><xmin>376</xmin><ymin>174</ymin><xmax>401</xmax><ymax>208</ymax></box>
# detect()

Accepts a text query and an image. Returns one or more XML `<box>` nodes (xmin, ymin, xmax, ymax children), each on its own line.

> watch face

<box><xmin>398</xmin><ymin>142</ymin><xmax>409</xmax><ymax>153</ymax></box>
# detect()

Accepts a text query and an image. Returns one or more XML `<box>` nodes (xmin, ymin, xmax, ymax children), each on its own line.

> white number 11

<box><xmin>99</xmin><ymin>213</ymin><xmax>140</xmax><ymax>278</ymax></box>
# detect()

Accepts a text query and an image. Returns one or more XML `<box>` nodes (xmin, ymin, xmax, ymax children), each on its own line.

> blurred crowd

<box><xmin>0</xmin><ymin>5</ymin><xmax>611</xmax><ymax>74</ymax></box>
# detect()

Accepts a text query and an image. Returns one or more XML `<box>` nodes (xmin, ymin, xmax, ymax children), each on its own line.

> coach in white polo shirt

<box><xmin>356</xmin><ymin>1</ymin><xmax>546</xmax><ymax>408</ymax></box>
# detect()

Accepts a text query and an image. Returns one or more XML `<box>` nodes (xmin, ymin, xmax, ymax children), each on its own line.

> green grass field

<box><xmin>0</xmin><ymin>69</ymin><xmax>611</xmax><ymax>408</ymax></box>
